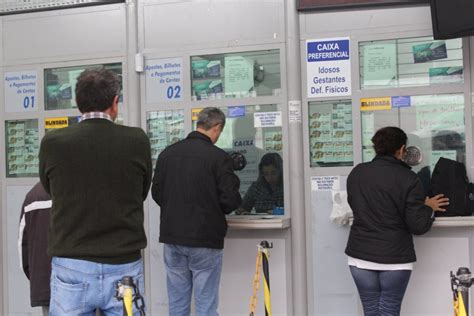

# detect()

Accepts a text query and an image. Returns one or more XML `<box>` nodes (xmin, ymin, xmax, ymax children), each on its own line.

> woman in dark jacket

<box><xmin>345</xmin><ymin>126</ymin><xmax>449</xmax><ymax>316</ymax></box>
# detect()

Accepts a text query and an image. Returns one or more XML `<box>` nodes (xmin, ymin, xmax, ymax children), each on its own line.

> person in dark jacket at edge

<box><xmin>151</xmin><ymin>107</ymin><xmax>241</xmax><ymax>316</ymax></box>
<box><xmin>345</xmin><ymin>126</ymin><xmax>450</xmax><ymax>316</ymax></box>
<box><xmin>19</xmin><ymin>182</ymin><xmax>104</xmax><ymax>316</ymax></box>
<box><xmin>19</xmin><ymin>181</ymin><xmax>52</xmax><ymax>316</ymax></box>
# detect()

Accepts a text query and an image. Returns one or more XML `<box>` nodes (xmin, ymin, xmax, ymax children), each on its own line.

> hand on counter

<box><xmin>234</xmin><ymin>208</ymin><xmax>273</xmax><ymax>215</ymax></box>
<box><xmin>425</xmin><ymin>194</ymin><xmax>450</xmax><ymax>212</ymax></box>
<box><xmin>234</xmin><ymin>208</ymin><xmax>251</xmax><ymax>215</ymax></box>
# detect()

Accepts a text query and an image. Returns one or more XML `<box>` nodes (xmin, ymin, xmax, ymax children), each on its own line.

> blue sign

<box><xmin>392</xmin><ymin>96</ymin><xmax>411</xmax><ymax>108</ymax></box>
<box><xmin>228</xmin><ymin>106</ymin><xmax>246</xmax><ymax>118</ymax></box>
<box><xmin>307</xmin><ymin>40</ymin><xmax>350</xmax><ymax>62</ymax></box>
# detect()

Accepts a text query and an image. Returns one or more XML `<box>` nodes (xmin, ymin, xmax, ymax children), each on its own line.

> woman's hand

<box><xmin>425</xmin><ymin>194</ymin><xmax>450</xmax><ymax>212</ymax></box>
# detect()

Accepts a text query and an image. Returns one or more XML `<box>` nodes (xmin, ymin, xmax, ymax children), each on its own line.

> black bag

<box><xmin>431</xmin><ymin>157</ymin><xmax>474</xmax><ymax>217</ymax></box>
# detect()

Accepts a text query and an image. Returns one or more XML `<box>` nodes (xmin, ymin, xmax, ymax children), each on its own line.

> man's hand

<box><xmin>425</xmin><ymin>194</ymin><xmax>450</xmax><ymax>212</ymax></box>
<box><xmin>235</xmin><ymin>208</ymin><xmax>250</xmax><ymax>215</ymax></box>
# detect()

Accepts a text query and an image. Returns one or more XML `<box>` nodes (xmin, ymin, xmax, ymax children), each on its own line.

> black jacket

<box><xmin>19</xmin><ymin>182</ymin><xmax>52</xmax><ymax>307</ymax></box>
<box><xmin>152</xmin><ymin>131</ymin><xmax>241</xmax><ymax>249</ymax></box>
<box><xmin>345</xmin><ymin>155</ymin><xmax>434</xmax><ymax>264</ymax></box>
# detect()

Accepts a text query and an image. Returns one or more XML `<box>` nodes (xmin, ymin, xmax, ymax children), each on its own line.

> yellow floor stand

<box><xmin>249</xmin><ymin>241</ymin><xmax>273</xmax><ymax>316</ymax></box>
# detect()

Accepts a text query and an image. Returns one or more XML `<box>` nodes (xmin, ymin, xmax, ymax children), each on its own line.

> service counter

<box><xmin>221</xmin><ymin>216</ymin><xmax>292</xmax><ymax>315</ymax></box>
<box><xmin>227</xmin><ymin>215</ymin><xmax>291</xmax><ymax>229</ymax></box>
<box><xmin>432</xmin><ymin>216</ymin><xmax>474</xmax><ymax>227</ymax></box>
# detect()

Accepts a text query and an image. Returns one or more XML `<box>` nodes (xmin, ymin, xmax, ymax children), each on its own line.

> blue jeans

<box><xmin>350</xmin><ymin>266</ymin><xmax>411</xmax><ymax>316</ymax></box>
<box><xmin>49</xmin><ymin>257</ymin><xmax>145</xmax><ymax>316</ymax></box>
<box><xmin>164</xmin><ymin>244</ymin><xmax>223</xmax><ymax>316</ymax></box>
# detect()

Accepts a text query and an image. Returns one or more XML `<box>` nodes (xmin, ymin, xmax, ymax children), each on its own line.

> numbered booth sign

<box><xmin>145</xmin><ymin>58</ymin><xmax>183</xmax><ymax>103</ymax></box>
<box><xmin>4</xmin><ymin>71</ymin><xmax>38</xmax><ymax>112</ymax></box>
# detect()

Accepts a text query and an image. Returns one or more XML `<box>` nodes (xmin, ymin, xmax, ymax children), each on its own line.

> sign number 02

<box><xmin>166</xmin><ymin>86</ymin><xmax>181</xmax><ymax>99</ymax></box>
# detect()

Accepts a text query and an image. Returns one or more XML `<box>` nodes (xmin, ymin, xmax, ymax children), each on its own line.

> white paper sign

<box><xmin>289</xmin><ymin>100</ymin><xmax>302</xmax><ymax>123</ymax></box>
<box><xmin>307</xmin><ymin>38</ymin><xmax>351</xmax><ymax>98</ymax></box>
<box><xmin>4</xmin><ymin>70</ymin><xmax>38</xmax><ymax>112</ymax></box>
<box><xmin>363</xmin><ymin>43</ymin><xmax>397</xmax><ymax>86</ymax></box>
<box><xmin>311</xmin><ymin>176</ymin><xmax>341</xmax><ymax>191</ymax></box>
<box><xmin>254</xmin><ymin>112</ymin><xmax>282</xmax><ymax>128</ymax></box>
<box><xmin>145</xmin><ymin>57</ymin><xmax>183</xmax><ymax>103</ymax></box>
<box><xmin>224</xmin><ymin>55</ymin><xmax>254</xmax><ymax>97</ymax></box>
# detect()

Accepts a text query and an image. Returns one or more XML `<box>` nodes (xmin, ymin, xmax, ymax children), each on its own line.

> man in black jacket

<box><xmin>19</xmin><ymin>182</ymin><xmax>52</xmax><ymax>315</ymax></box>
<box><xmin>152</xmin><ymin>107</ymin><xmax>241</xmax><ymax>316</ymax></box>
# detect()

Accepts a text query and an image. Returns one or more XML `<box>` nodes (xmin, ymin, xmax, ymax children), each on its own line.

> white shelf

<box><xmin>432</xmin><ymin>216</ymin><xmax>474</xmax><ymax>227</ymax></box>
<box><xmin>227</xmin><ymin>216</ymin><xmax>291</xmax><ymax>230</ymax></box>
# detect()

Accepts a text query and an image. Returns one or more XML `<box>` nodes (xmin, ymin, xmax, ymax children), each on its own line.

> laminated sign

<box><xmin>307</xmin><ymin>38</ymin><xmax>351</xmax><ymax>98</ymax></box>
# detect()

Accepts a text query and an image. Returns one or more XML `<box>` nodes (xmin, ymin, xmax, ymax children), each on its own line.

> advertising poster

<box><xmin>429</xmin><ymin>67</ymin><xmax>463</xmax><ymax>84</ymax></box>
<box><xmin>307</xmin><ymin>37</ymin><xmax>351</xmax><ymax>98</ymax></box>
<box><xmin>412</xmin><ymin>41</ymin><xmax>447</xmax><ymax>63</ymax></box>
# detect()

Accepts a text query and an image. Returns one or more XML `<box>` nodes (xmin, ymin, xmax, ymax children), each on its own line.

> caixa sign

<box><xmin>307</xmin><ymin>40</ymin><xmax>350</xmax><ymax>62</ymax></box>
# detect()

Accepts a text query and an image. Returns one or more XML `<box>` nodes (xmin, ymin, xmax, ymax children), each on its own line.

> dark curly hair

<box><xmin>75</xmin><ymin>68</ymin><xmax>121</xmax><ymax>113</ymax></box>
<box><xmin>371</xmin><ymin>126</ymin><xmax>407</xmax><ymax>156</ymax></box>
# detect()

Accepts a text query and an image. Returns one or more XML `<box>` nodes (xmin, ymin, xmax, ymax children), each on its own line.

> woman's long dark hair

<box><xmin>257</xmin><ymin>152</ymin><xmax>283</xmax><ymax>188</ymax></box>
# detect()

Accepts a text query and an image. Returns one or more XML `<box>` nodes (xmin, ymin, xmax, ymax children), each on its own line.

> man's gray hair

<box><xmin>196</xmin><ymin>107</ymin><xmax>226</xmax><ymax>130</ymax></box>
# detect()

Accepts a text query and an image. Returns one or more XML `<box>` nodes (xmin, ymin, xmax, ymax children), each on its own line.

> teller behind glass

<box><xmin>236</xmin><ymin>152</ymin><xmax>284</xmax><ymax>215</ymax></box>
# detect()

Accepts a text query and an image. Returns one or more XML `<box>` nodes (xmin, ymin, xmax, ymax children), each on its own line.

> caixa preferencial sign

<box><xmin>306</xmin><ymin>38</ymin><xmax>352</xmax><ymax>98</ymax></box>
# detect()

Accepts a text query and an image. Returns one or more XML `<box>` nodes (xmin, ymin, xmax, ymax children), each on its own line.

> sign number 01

<box><xmin>23</xmin><ymin>96</ymin><xmax>35</xmax><ymax>109</ymax></box>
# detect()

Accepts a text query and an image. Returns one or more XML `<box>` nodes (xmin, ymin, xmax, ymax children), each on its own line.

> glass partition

<box><xmin>146</xmin><ymin>110</ymin><xmax>185</xmax><ymax>168</ymax></box>
<box><xmin>192</xmin><ymin>105</ymin><xmax>284</xmax><ymax>215</ymax></box>
<box><xmin>361</xmin><ymin>93</ymin><xmax>465</xmax><ymax>194</ymax></box>
<box><xmin>308</xmin><ymin>100</ymin><xmax>353</xmax><ymax>167</ymax></box>
<box><xmin>5</xmin><ymin>119</ymin><xmax>39</xmax><ymax>177</ymax></box>
<box><xmin>359</xmin><ymin>37</ymin><xmax>463</xmax><ymax>89</ymax></box>
<box><xmin>191</xmin><ymin>49</ymin><xmax>281</xmax><ymax>100</ymax></box>
<box><xmin>44</xmin><ymin>62</ymin><xmax>122</xmax><ymax>110</ymax></box>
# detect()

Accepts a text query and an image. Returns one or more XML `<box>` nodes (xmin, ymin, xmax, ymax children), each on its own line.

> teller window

<box><xmin>192</xmin><ymin>104</ymin><xmax>285</xmax><ymax>216</ymax></box>
<box><xmin>191</xmin><ymin>49</ymin><xmax>281</xmax><ymax>101</ymax></box>
<box><xmin>44</xmin><ymin>62</ymin><xmax>122</xmax><ymax>111</ymax></box>
<box><xmin>359</xmin><ymin>36</ymin><xmax>463</xmax><ymax>89</ymax></box>
<box><xmin>361</xmin><ymin>93</ymin><xmax>465</xmax><ymax>195</ymax></box>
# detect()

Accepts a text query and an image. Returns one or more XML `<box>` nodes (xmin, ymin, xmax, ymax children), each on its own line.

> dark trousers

<box><xmin>350</xmin><ymin>266</ymin><xmax>411</xmax><ymax>316</ymax></box>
